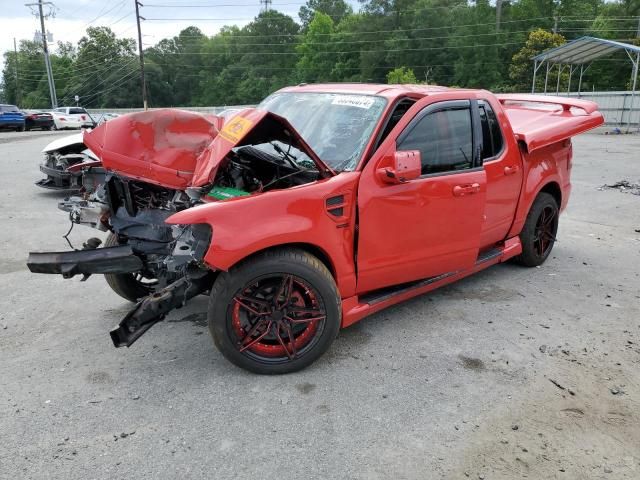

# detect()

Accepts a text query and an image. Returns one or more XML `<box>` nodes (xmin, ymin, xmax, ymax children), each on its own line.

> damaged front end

<box><xmin>28</xmin><ymin>107</ymin><xmax>331</xmax><ymax>348</ymax></box>
<box><xmin>35</xmin><ymin>133</ymin><xmax>99</xmax><ymax>191</ymax></box>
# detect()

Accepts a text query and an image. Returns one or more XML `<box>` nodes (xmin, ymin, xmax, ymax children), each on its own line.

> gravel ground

<box><xmin>0</xmin><ymin>131</ymin><xmax>639</xmax><ymax>480</ymax></box>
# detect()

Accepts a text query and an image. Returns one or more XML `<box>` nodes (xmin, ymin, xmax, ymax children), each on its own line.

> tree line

<box><xmin>2</xmin><ymin>0</ymin><xmax>639</xmax><ymax>109</ymax></box>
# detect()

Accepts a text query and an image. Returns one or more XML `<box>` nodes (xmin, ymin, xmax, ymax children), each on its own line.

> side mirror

<box><xmin>378</xmin><ymin>150</ymin><xmax>422</xmax><ymax>184</ymax></box>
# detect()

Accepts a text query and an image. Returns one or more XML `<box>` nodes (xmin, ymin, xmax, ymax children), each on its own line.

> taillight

<box><xmin>59</xmin><ymin>117</ymin><xmax>66</xmax><ymax>121</ymax></box>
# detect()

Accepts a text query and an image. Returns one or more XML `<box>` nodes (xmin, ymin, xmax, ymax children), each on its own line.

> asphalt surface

<box><xmin>0</xmin><ymin>130</ymin><xmax>639</xmax><ymax>479</ymax></box>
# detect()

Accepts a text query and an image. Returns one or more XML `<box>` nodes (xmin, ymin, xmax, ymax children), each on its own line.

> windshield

<box><xmin>259</xmin><ymin>92</ymin><xmax>387</xmax><ymax>171</ymax></box>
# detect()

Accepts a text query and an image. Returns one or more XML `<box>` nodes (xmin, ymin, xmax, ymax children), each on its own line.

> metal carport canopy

<box><xmin>531</xmin><ymin>36</ymin><xmax>640</xmax><ymax>131</ymax></box>
<box><xmin>532</xmin><ymin>36</ymin><xmax>640</xmax><ymax>65</ymax></box>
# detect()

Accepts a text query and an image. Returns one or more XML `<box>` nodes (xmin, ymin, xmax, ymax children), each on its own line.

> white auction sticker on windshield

<box><xmin>331</xmin><ymin>95</ymin><xmax>375</xmax><ymax>109</ymax></box>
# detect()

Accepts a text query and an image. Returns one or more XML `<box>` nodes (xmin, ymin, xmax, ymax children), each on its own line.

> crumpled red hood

<box><xmin>84</xmin><ymin>109</ymin><xmax>223</xmax><ymax>189</ymax></box>
<box><xmin>84</xmin><ymin>108</ymin><xmax>332</xmax><ymax>190</ymax></box>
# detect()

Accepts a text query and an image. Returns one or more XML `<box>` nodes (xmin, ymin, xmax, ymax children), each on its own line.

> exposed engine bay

<box><xmin>211</xmin><ymin>143</ymin><xmax>319</xmax><ymax>198</ymax></box>
<box><xmin>57</xmin><ymin>137</ymin><xmax>321</xmax><ymax>281</ymax></box>
<box><xmin>28</xmin><ymin>108</ymin><xmax>327</xmax><ymax>348</ymax></box>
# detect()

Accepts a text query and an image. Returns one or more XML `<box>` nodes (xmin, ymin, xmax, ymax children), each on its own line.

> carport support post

<box><xmin>578</xmin><ymin>65</ymin><xmax>584</xmax><ymax>96</ymax></box>
<box><xmin>556</xmin><ymin>64</ymin><xmax>562</xmax><ymax>95</ymax></box>
<box><xmin>567</xmin><ymin>65</ymin><xmax>574</xmax><ymax>94</ymax></box>
<box><xmin>532</xmin><ymin>60</ymin><xmax>538</xmax><ymax>93</ymax></box>
<box><xmin>544</xmin><ymin>63</ymin><xmax>551</xmax><ymax>93</ymax></box>
<box><xmin>628</xmin><ymin>51</ymin><xmax>639</xmax><ymax>132</ymax></box>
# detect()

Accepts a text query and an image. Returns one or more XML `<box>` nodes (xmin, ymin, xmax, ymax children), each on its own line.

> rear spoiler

<box><xmin>496</xmin><ymin>94</ymin><xmax>604</xmax><ymax>153</ymax></box>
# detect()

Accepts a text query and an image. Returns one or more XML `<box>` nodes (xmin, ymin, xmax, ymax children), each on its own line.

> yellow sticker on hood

<box><xmin>219</xmin><ymin>116</ymin><xmax>253</xmax><ymax>144</ymax></box>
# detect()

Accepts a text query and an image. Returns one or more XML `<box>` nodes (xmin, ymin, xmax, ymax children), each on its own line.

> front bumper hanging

<box><xmin>110</xmin><ymin>270</ymin><xmax>212</xmax><ymax>348</ymax></box>
<box><xmin>27</xmin><ymin>245</ymin><xmax>143</xmax><ymax>278</ymax></box>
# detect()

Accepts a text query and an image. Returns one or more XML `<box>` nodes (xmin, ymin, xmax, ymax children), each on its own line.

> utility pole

<box><xmin>496</xmin><ymin>0</ymin><xmax>503</xmax><ymax>32</ymax></box>
<box><xmin>260</xmin><ymin>0</ymin><xmax>272</xmax><ymax>13</ymax></box>
<box><xmin>134</xmin><ymin>0</ymin><xmax>148</xmax><ymax>110</ymax></box>
<box><xmin>552</xmin><ymin>16</ymin><xmax>558</xmax><ymax>34</ymax></box>
<box><xmin>424</xmin><ymin>66</ymin><xmax>433</xmax><ymax>85</ymax></box>
<box><xmin>25</xmin><ymin>0</ymin><xmax>57</xmax><ymax>108</ymax></box>
<box><xmin>13</xmin><ymin>38</ymin><xmax>21</xmax><ymax>106</ymax></box>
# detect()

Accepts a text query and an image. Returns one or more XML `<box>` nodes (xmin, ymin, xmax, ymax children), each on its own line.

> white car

<box><xmin>51</xmin><ymin>107</ymin><xmax>96</xmax><ymax>130</ymax></box>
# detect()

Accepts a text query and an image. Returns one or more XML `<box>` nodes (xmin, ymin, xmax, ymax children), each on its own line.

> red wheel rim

<box><xmin>228</xmin><ymin>274</ymin><xmax>327</xmax><ymax>364</ymax></box>
<box><xmin>533</xmin><ymin>205</ymin><xmax>557</xmax><ymax>257</ymax></box>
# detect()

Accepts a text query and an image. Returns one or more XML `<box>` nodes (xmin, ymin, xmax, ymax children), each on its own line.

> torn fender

<box><xmin>165</xmin><ymin>172</ymin><xmax>360</xmax><ymax>298</ymax></box>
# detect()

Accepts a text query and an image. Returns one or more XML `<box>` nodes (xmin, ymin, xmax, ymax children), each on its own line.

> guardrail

<box><xmin>536</xmin><ymin>91</ymin><xmax>639</xmax><ymax>128</ymax></box>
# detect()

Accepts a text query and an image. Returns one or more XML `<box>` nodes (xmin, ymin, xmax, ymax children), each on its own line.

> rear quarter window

<box><xmin>479</xmin><ymin>101</ymin><xmax>504</xmax><ymax>160</ymax></box>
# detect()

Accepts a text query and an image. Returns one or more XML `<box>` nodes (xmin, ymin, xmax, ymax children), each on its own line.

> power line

<box><xmin>142</xmin><ymin>16</ymin><xmax>638</xmax><ymax>38</ymax></box>
<box><xmin>143</xmin><ymin>14</ymin><xmax>638</xmax><ymax>23</ymax></box>
<box><xmin>82</xmin><ymin>68</ymin><xmax>140</xmax><ymax>106</ymax></box>
<box><xmin>141</xmin><ymin>27</ymin><xmax>640</xmax><ymax>49</ymax></box>
<box><xmin>82</xmin><ymin>0</ymin><xmax>128</xmax><ymax>28</ymax></box>
<box><xmin>137</xmin><ymin>40</ymin><xmax>547</xmax><ymax>56</ymax></box>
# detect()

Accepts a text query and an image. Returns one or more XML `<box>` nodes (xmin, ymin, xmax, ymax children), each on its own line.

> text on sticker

<box><xmin>331</xmin><ymin>95</ymin><xmax>375</xmax><ymax>109</ymax></box>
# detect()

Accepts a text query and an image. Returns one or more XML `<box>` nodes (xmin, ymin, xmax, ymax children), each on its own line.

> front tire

<box><xmin>208</xmin><ymin>248</ymin><xmax>341</xmax><ymax>374</ymax></box>
<box><xmin>103</xmin><ymin>233</ymin><xmax>158</xmax><ymax>302</ymax></box>
<box><xmin>514</xmin><ymin>192</ymin><xmax>559</xmax><ymax>267</ymax></box>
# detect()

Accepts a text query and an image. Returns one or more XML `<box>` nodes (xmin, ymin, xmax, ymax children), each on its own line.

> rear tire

<box><xmin>513</xmin><ymin>192</ymin><xmax>559</xmax><ymax>267</ymax></box>
<box><xmin>208</xmin><ymin>248</ymin><xmax>341</xmax><ymax>374</ymax></box>
<box><xmin>103</xmin><ymin>233</ymin><xmax>158</xmax><ymax>302</ymax></box>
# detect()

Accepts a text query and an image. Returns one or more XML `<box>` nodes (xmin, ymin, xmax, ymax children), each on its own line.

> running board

<box><xmin>342</xmin><ymin>237</ymin><xmax>523</xmax><ymax>329</ymax></box>
<box><xmin>360</xmin><ymin>271</ymin><xmax>457</xmax><ymax>306</ymax></box>
<box><xmin>476</xmin><ymin>247</ymin><xmax>502</xmax><ymax>265</ymax></box>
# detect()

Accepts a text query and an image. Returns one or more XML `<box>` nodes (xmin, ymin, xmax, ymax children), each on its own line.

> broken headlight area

<box><xmin>36</xmin><ymin>141</ymin><xmax>97</xmax><ymax>191</ymax></box>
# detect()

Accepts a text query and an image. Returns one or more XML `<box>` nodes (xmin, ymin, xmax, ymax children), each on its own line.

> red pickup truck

<box><xmin>28</xmin><ymin>84</ymin><xmax>603</xmax><ymax>374</ymax></box>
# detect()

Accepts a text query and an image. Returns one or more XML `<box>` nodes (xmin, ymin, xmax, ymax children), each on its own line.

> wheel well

<box><xmin>233</xmin><ymin>243</ymin><xmax>337</xmax><ymax>279</ymax></box>
<box><xmin>539</xmin><ymin>182</ymin><xmax>561</xmax><ymax>208</ymax></box>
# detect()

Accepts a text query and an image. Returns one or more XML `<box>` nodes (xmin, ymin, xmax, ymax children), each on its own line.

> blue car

<box><xmin>0</xmin><ymin>104</ymin><xmax>26</xmax><ymax>131</ymax></box>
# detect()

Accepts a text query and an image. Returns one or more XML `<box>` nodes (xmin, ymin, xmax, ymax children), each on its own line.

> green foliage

<box><xmin>299</xmin><ymin>0</ymin><xmax>352</xmax><ymax>28</ymax></box>
<box><xmin>2</xmin><ymin>0</ymin><xmax>638</xmax><ymax>108</ymax></box>
<box><xmin>296</xmin><ymin>12</ymin><xmax>336</xmax><ymax>82</ymax></box>
<box><xmin>509</xmin><ymin>28</ymin><xmax>566</xmax><ymax>92</ymax></box>
<box><xmin>386</xmin><ymin>66</ymin><xmax>417</xmax><ymax>83</ymax></box>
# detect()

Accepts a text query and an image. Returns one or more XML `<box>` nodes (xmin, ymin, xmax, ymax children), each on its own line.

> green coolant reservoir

<box><xmin>207</xmin><ymin>185</ymin><xmax>250</xmax><ymax>200</ymax></box>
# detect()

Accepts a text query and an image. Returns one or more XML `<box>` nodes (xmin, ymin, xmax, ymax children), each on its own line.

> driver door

<box><xmin>356</xmin><ymin>98</ymin><xmax>487</xmax><ymax>293</ymax></box>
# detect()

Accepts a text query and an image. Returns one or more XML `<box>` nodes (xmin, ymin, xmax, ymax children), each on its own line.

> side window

<box><xmin>478</xmin><ymin>101</ymin><xmax>504</xmax><ymax>160</ymax></box>
<box><xmin>69</xmin><ymin>108</ymin><xmax>86</xmax><ymax>114</ymax></box>
<box><xmin>398</xmin><ymin>106</ymin><xmax>473</xmax><ymax>175</ymax></box>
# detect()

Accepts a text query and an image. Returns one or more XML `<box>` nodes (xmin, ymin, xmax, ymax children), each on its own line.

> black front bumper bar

<box><xmin>27</xmin><ymin>245</ymin><xmax>143</xmax><ymax>278</ymax></box>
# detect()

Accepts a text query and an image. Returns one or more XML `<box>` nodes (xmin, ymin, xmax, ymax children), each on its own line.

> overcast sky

<box><xmin>0</xmin><ymin>0</ymin><xmax>360</xmax><ymax>72</ymax></box>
